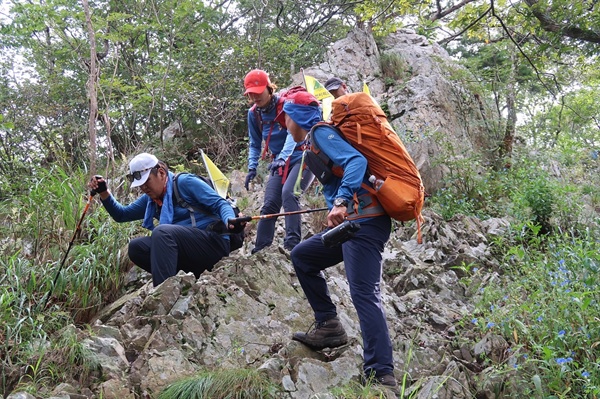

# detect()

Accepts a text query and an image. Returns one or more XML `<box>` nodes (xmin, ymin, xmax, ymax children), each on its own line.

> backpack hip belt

<box><xmin>345</xmin><ymin>192</ymin><xmax>386</xmax><ymax>220</ymax></box>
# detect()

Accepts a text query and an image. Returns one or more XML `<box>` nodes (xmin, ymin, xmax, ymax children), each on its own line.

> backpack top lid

<box><xmin>330</xmin><ymin>92</ymin><xmax>387</xmax><ymax>126</ymax></box>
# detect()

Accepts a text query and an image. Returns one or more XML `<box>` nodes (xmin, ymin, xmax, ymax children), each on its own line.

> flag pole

<box><xmin>301</xmin><ymin>67</ymin><xmax>308</xmax><ymax>89</ymax></box>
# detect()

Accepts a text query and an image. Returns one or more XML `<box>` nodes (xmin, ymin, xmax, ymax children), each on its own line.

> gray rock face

<box><xmin>42</xmin><ymin>208</ymin><xmax>508</xmax><ymax>399</ymax></box>
<box><xmin>293</xmin><ymin>28</ymin><xmax>499</xmax><ymax>195</ymax></box>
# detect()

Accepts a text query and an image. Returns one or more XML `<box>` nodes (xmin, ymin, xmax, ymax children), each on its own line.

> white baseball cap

<box><xmin>127</xmin><ymin>153</ymin><xmax>159</xmax><ymax>188</ymax></box>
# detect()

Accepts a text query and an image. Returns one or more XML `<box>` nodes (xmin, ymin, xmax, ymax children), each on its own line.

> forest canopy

<box><xmin>0</xmin><ymin>0</ymin><xmax>598</xmax><ymax>192</ymax></box>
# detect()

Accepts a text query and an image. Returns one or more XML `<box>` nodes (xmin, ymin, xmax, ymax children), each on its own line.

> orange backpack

<box><xmin>314</xmin><ymin>92</ymin><xmax>425</xmax><ymax>242</ymax></box>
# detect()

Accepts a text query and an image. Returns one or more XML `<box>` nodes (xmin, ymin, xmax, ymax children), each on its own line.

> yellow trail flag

<box><xmin>201</xmin><ymin>149</ymin><xmax>229</xmax><ymax>199</ymax></box>
<box><xmin>363</xmin><ymin>81</ymin><xmax>379</xmax><ymax>105</ymax></box>
<box><xmin>363</xmin><ymin>81</ymin><xmax>371</xmax><ymax>95</ymax></box>
<box><xmin>303</xmin><ymin>74</ymin><xmax>334</xmax><ymax>120</ymax></box>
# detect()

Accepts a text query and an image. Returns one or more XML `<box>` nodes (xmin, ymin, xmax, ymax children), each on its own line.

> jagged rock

<box><xmin>292</xmin><ymin>27</ymin><xmax>498</xmax><ymax>196</ymax></box>
<box><xmin>411</xmin><ymin>360</ymin><xmax>473</xmax><ymax>399</ymax></box>
<box><xmin>49</xmin><ymin>384</ymin><xmax>92</xmax><ymax>399</ymax></box>
<box><xmin>97</xmin><ymin>379</ymin><xmax>133</xmax><ymax>399</ymax></box>
<box><xmin>473</xmin><ymin>333</ymin><xmax>509</xmax><ymax>364</ymax></box>
<box><xmin>7</xmin><ymin>392</ymin><xmax>37</xmax><ymax>399</ymax></box>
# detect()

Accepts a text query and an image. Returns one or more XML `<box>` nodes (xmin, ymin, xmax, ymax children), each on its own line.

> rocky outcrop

<box><xmin>24</xmin><ymin>208</ymin><xmax>512</xmax><ymax>399</ymax></box>
<box><xmin>293</xmin><ymin>28</ymin><xmax>500</xmax><ymax>195</ymax></box>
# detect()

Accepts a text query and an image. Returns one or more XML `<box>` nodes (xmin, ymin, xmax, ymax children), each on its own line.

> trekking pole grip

<box><xmin>228</xmin><ymin>216</ymin><xmax>253</xmax><ymax>225</ymax></box>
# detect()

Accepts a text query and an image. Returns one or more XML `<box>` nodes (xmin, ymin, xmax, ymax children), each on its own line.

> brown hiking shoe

<box><xmin>376</xmin><ymin>374</ymin><xmax>399</xmax><ymax>394</ymax></box>
<box><xmin>292</xmin><ymin>317</ymin><xmax>348</xmax><ymax>350</ymax></box>
<box><xmin>362</xmin><ymin>373</ymin><xmax>399</xmax><ymax>396</ymax></box>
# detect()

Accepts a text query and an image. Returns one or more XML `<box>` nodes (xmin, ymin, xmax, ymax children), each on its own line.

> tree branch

<box><xmin>430</xmin><ymin>0</ymin><xmax>480</xmax><ymax>21</ymax></box>
<box><xmin>438</xmin><ymin>6</ymin><xmax>491</xmax><ymax>46</ymax></box>
<box><xmin>524</xmin><ymin>0</ymin><xmax>600</xmax><ymax>44</ymax></box>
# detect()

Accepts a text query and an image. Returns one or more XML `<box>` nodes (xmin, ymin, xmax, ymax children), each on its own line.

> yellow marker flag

<box><xmin>303</xmin><ymin>74</ymin><xmax>334</xmax><ymax>120</ymax></box>
<box><xmin>363</xmin><ymin>81</ymin><xmax>379</xmax><ymax>106</ymax></box>
<box><xmin>201</xmin><ymin>149</ymin><xmax>229</xmax><ymax>199</ymax></box>
<box><xmin>363</xmin><ymin>81</ymin><xmax>371</xmax><ymax>96</ymax></box>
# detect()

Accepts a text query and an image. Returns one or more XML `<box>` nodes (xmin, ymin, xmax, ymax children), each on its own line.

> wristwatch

<box><xmin>333</xmin><ymin>198</ymin><xmax>348</xmax><ymax>208</ymax></box>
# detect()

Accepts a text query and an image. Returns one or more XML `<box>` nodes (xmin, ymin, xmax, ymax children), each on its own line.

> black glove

<box><xmin>268</xmin><ymin>159</ymin><xmax>286</xmax><ymax>175</ymax></box>
<box><xmin>90</xmin><ymin>175</ymin><xmax>107</xmax><ymax>196</ymax></box>
<box><xmin>228</xmin><ymin>221</ymin><xmax>246</xmax><ymax>234</ymax></box>
<box><xmin>244</xmin><ymin>169</ymin><xmax>257</xmax><ymax>190</ymax></box>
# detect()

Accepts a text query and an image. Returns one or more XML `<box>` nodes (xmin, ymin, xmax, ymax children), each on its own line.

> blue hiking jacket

<box><xmin>311</xmin><ymin>124</ymin><xmax>370</xmax><ymax>208</ymax></box>
<box><xmin>247</xmin><ymin>94</ymin><xmax>303</xmax><ymax>170</ymax></box>
<box><xmin>101</xmin><ymin>173</ymin><xmax>235</xmax><ymax>232</ymax></box>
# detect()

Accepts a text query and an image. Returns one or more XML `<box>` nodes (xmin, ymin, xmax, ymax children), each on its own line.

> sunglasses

<box><xmin>126</xmin><ymin>164</ymin><xmax>159</xmax><ymax>183</ymax></box>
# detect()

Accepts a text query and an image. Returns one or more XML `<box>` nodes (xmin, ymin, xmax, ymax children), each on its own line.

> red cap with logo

<box><xmin>244</xmin><ymin>69</ymin><xmax>271</xmax><ymax>95</ymax></box>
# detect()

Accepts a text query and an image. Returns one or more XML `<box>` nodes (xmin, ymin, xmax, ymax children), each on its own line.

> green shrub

<box><xmin>0</xmin><ymin>165</ymin><xmax>134</xmax><ymax>394</ymax></box>
<box><xmin>465</xmin><ymin>229</ymin><xmax>600</xmax><ymax>397</ymax></box>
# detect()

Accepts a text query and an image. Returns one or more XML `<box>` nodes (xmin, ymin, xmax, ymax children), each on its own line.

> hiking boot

<box><xmin>292</xmin><ymin>317</ymin><xmax>348</xmax><ymax>350</ymax></box>
<box><xmin>362</xmin><ymin>373</ymin><xmax>400</xmax><ymax>396</ymax></box>
<box><xmin>376</xmin><ymin>374</ymin><xmax>399</xmax><ymax>394</ymax></box>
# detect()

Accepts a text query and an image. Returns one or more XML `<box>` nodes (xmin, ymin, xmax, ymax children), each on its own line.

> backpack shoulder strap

<box><xmin>173</xmin><ymin>172</ymin><xmax>219</xmax><ymax>228</ymax></box>
<box><xmin>172</xmin><ymin>172</ymin><xmax>186</xmax><ymax>207</ymax></box>
<box><xmin>309</xmin><ymin>122</ymin><xmax>343</xmax><ymax>159</ymax></box>
<box><xmin>173</xmin><ymin>172</ymin><xmax>199</xmax><ymax>227</ymax></box>
<box><xmin>251</xmin><ymin>104</ymin><xmax>263</xmax><ymax>131</ymax></box>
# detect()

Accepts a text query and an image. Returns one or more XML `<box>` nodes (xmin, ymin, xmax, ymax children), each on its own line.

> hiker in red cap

<box><xmin>243</xmin><ymin>69</ymin><xmax>314</xmax><ymax>253</ymax></box>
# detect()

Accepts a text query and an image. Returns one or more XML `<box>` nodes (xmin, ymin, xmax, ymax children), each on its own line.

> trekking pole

<box><xmin>42</xmin><ymin>189</ymin><xmax>96</xmax><ymax>310</ymax></box>
<box><xmin>229</xmin><ymin>207</ymin><xmax>328</xmax><ymax>225</ymax></box>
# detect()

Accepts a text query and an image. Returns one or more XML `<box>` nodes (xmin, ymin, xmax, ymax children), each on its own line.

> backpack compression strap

<box><xmin>173</xmin><ymin>173</ymin><xmax>202</xmax><ymax>227</ymax></box>
<box><xmin>172</xmin><ymin>173</ymin><xmax>234</xmax><ymax>235</ymax></box>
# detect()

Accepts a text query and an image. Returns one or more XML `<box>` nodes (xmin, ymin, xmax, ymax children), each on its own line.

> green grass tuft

<box><xmin>158</xmin><ymin>368</ymin><xmax>281</xmax><ymax>399</ymax></box>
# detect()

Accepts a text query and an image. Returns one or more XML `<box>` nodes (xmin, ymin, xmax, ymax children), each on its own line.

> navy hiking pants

<box><xmin>254</xmin><ymin>161</ymin><xmax>314</xmax><ymax>252</ymax></box>
<box><xmin>290</xmin><ymin>215</ymin><xmax>394</xmax><ymax>377</ymax></box>
<box><xmin>128</xmin><ymin>224</ymin><xmax>230</xmax><ymax>287</ymax></box>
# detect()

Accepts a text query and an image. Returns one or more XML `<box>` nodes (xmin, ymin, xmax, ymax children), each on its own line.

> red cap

<box><xmin>274</xmin><ymin>89</ymin><xmax>319</xmax><ymax>125</ymax></box>
<box><xmin>283</xmin><ymin>89</ymin><xmax>319</xmax><ymax>106</ymax></box>
<box><xmin>244</xmin><ymin>69</ymin><xmax>271</xmax><ymax>95</ymax></box>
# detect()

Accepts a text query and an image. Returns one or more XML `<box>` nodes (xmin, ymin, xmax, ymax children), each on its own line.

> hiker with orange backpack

<box><xmin>273</xmin><ymin>89</ymin><xmax>401</xmax><ymax>394</ymax></box>
<box><xmin>88</xmin><ymin>153</ymin><xmax>243</xmax><ymax>287</ymax></box>
<box><xmin>243</xmin><ymin>69</ymin><xmax>314</xmax><ymax>253</ymax></box>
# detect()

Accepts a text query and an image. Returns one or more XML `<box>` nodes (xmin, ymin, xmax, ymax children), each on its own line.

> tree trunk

<box><xmin>82</xmin><ymin>0</ymin><xmax>98</xmax><ymax>174</ymax></box>
<box><xmin>501</xmin><ymin>50</ymin><xmax>518</xmax><ymax>167</ymax></box>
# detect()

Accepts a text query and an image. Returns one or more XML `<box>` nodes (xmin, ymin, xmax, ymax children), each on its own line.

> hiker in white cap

<box><xmin>88</xmin><ymin>153</ymin><xmax>242</xmax><ymax>286</ymax></box>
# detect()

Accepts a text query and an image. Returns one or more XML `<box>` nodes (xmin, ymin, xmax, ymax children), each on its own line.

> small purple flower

<box><xmin>537</xmin><ymin>316</ymin><xmax>543</xmax><ymax>322</ymax></box>
<box><xmin>471</xmin><ymin>318</ymin><xmax>478</xmax><ymax>324</ymax></box>
<box><xmin>558</xmin><ymin>330</ymin><xmax>565</xmax><ymax>337</ymax></box>
<box><xmin>555</xmin><ymin>357</ymin><xmax>573</xmax><ymax>365</ymax></box>
<box><xmin>486</xmin><ymin>322</ymin><xmax>496</xmax><ymax>328</ymax></box>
